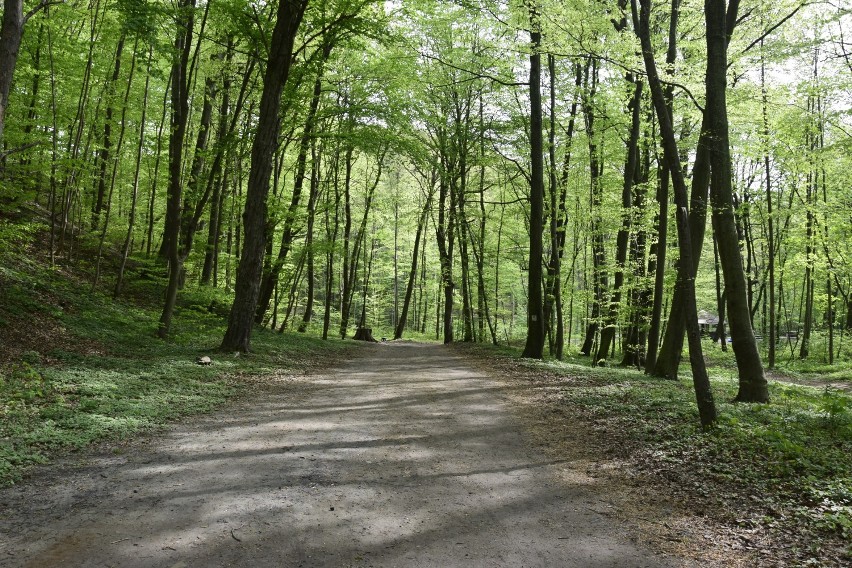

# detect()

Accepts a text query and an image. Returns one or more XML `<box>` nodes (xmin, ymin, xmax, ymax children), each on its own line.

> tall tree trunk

<box><xmin>339</xmin><ymin>147</ymin><xmax>385</xmax><ymax>338</ymax></box>
<box><xmin>395</xmin><ymin>193</ymin><xmax>432</xmax><ymax>339</ymax></box>
<box><xmin>92</xmin><ymin>34</ymin><xmax>125</xmax><ymax>230</ymax></box>
<box><xmin>93</xmin><ymin>36</ymin><xmax>138</xmax><ymax>290</ymax></box>
<box><xmin>595</xmin><ymin>78</ymin><xmax>642</xmax><ymax>363</ymax></box>
<box><xmin>522</xmin><ymin>7</ymin><xmax>545</xmax><ymax>359</ymax></box>
<box><xmin>158</xmin><ymin>0</ymin><xmax>196</xmax><ymax>339</ymax></box>
<box><xmin>705</xmin><ymin>0</ymin><xmax>768</xmax><ymax>402</ymax></box>
<box><xmin>146</xmin><ymin>77</ymin><xmax>170</xmax><ymax>256</ymax></box>
<box><xmin>202</xmin><ymin>40</ymin><xmax>245</xmax><ymax>285</ymax></box>
<box><xmin>338</xmin><ymin>140</ymin><xmax>356</xmax><ymax>338</ymax></box>
<box><xmin>255</xmin><ymin>40</ymin><xmax>332</xmax><ymax>322</ymax></box>
<box><xmin>580</xmin><ymin>59</ymin><xmax>604</xmax><ymax>357</ymax></box>
<box><xmin>221</xmin><ymin>0</ymin><xmax>308</xmax><ymax>352</ymax></box>
<box><xmin>435</xmin><ymin>174</ymin><xmax>455</xmax><ymax>344</ymax></box>
<box><xmin>761</xmin><ymin>39</ymin><xmax>776</xmax><ymax>368</ymax></box>
<box><xmin>115</xmin><ymin>47</ymin><xmax>153</xmax><ymax>298</ymax></box>
<box><xmin>322</xmin><ymin>141</ymin><xmax>341</xmax><ymax>340</ymax></box>
<box><xmin>622</xmin><ymin>107</ymin><xmax>652</xmax><ymax>368</ymax></box>
<box><xmin>476</xmin><ymin>96</ymin><xmax>498</xmax><ymax>345</ymax></box>
<box><xmin>298</xmin><ymin>142</ymin><xmax>321</xmax><ymax>333</ymax></box>
<box><xmin>177</xmin><ymin>74</ymin><xmax>217</xmax><ymax>261</ymax></box>
<box><xmin>713</xmin><ymin>227</ymin><xmax>728</xmax><ymax>349</ymax></box>
<box><xmin>543</xmin><ymin>57</ymin><xmax>579</xmax><ymax>359</ymax></box>
<box><xmin>59</xmin><ymin>0</ymin><xmax>102</xmax><ymax>256</ymax></box>
<box><xmin>0</xmin><ymin>0</ymin><xmax>24</xmax><ymax>143</ymax></box>
<box><xmin>637</xmin><ymin>0</ymin><xmax>716</xmax><ymax>426</ymax></box>
<box><xmin>455</xmin><ymin>161</ymin><xmax>474</xmax><ymax>342</ymax></box>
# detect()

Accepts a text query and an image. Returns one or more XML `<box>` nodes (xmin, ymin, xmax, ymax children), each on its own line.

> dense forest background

<box><xmin>2</xmin><ymin>3</ymin><xmax>852</xmax><ymax>559</ymax></box>
<box><xmin>2</xmin><ymin>0</ymin><xmax>852</xmax><ymax>383</ymax></box>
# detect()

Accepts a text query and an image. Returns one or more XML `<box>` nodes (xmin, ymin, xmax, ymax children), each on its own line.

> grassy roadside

<box><xmin>0</xmin><ymin>221</ymin><xmax>356</xmax><ymax>487</ymax></box>
<box><xmin>456</xmin><ymin>343</ymin><xmax>852</xmax><ymax>567</ymax></box>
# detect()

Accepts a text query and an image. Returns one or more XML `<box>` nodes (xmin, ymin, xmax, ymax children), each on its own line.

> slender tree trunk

<box><xmin>203</xmin><ymin>41</ymin><xmax>244</xmax><ymax>285</ymax></box>
<box><xmin>455</xmin><ymin>161</ymin><xmax>474</xmax><ymax>342</ymax></box>
<box><xmin>339</xmin><ymin>147</ymin><xmax>385</xmax><ymax>338</ymax></box>
<box><xmin>580</xmin><ymin>59</ymin><xmax>604</xmax><ymax>357</ymax></box>
<box><xmin>435</xmin><ymin>174</ymin><xmax>455</xmax><ymax>344</ymax></box>
<box><xmin>0</xmin><ymin>0</ymin><xmax>24</xmax><ymax>143</ymax></box>
<box><xmin>713</xmin><ymin>227</ymin><xmax>728</xmax><ymax>350</ymax></box>
<box><xmin>158</xmin><ymin>0</ymin><xmax>196</xmax><ymax>339</ymax></box>
<box><xmin>595</xmin><ymin>78</ymin><xmax>642</xmax><ymax>363</ymax></box>
<box><xmin>395</xmin><ymin>193</ymin><xmax>432</xmax><ymax>339</ymax></box>
<box><xmin>622</xmin><ymin>111</ymin><xmax>652</xmax><ymax>368</ymax></box>
<box><xmin>338</xmin><ymin>140</ymin><xmax>356</xmax><ymax>338</ymax></box>
<box><xmin>47</xmin><ymin>20</ymin><xmax>57</xmax><ymax>264</ymax></box>
<box><xmin>637</xmin><ymin>0</ymin><xmax>716</xmax><ymax>426</ymax></box>
<box><xmin>115</xmin><ymin>47</ymin><xmax>152</xmax><ymax>297</ymax></box>
<box><xmin>298</xmin><ymin>143</ymin><xmax>321</xmax><ymax>333</ymax></box>
<box><xmin>146</xmin><ymin>78</ymin><xmax>170</xmax><ymax>256</ymax></box>
<box><xmin>177</xmin><ymin>74</ymin><xmax>217</xmax><ymax>262</ymax></box>
<box><xmin>92</xmin><ymin>34</ymin><xmax>125</xmax><ymax>230</ymax></box>
<box><xmin>761</xmin><ymin>40</ymin><xmax>776</xmax><ymax>368</ymax></box>
<box><xmin>322</xmin><ymin>144</ymin><xmax>341</xmax><ymax>340</ymax></box>
<box><xmin>522</xmin><ymin>8</ymin><xmax>545</xmax><ymax>359</ymax></box>
<box><xmin>93</xmin><ymin>37</ymin><xmax>138</xmax><ymax>290</ymax></box>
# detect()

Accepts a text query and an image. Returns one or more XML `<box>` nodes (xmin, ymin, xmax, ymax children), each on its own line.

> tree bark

<box><xmin>0</xmin><ymin>0</ymin><xmax>24</xmax><ymax>143</ymax></box>
<box><xmin>705</xmin><ymin>0</ymin><xmax>768</xmax><ymax>402</ymax></box>
<box><xmin>394</xmin><ymin>193</ymin><xmax>431</xmax><ymax>340</ymax></box>
<box><xmin>339</xmin><ymin>147</ymin><xmax>385</xmax><ymax>338</ymax></box>
<box><xmin>158</xmin><ymin>0</ymin><xmax>196</xmax><ymax>339</ymax></box>
<box><xmin>521</xmin><ymin>6</ymin><xmax>545</xmax><ymax>359</ymax></box>
<box><xmin>115</xmin><ymin>47</ymin><xmax>152</xmax><ymax>298</ymax></box>
<box><xmin>255</xmin><ymin>40</ymin><xmax>332</xmax><ymax>322</ymax></box>
<box><xmin>221</xmin><ymin>0</ymin><xmax>308</xmax><ymax>352</ymax></box>
<box><xmin>297</xmin><ymin>141</ymin><xmax>321</xmax><ymax>333</ymax></box>
<box><xmin>595</xmin><ymin>78</ymin><xmax>642</xmax><ymax>364</ymax></box>
<box><xmin>579</xmin><ymin>59</ymin><xmax>604</xmax><ymax>357</ymax></box>
<box><xmin>637</xmin><ymin>0</ymin><xmax>716</xmax><ymax>426</ymax></box>
<box><xmin>92</xmin><ymin>34</ymin><xmax>125</xmax><ymax>230</ymax></box>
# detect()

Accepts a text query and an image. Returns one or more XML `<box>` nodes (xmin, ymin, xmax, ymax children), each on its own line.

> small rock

<box><xmin>196</xmin><ymin>356</ymin><xmax>213</xmax><ymax>366</ymax></box>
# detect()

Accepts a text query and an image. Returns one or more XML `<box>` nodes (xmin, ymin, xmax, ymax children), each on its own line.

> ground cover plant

<box><xmin>0</xmin><ymin>221</ymin><xmax>354</xmax><ymax>487</ymax></box>
<box><xmin>457</xmin><ymin>342</ymin><xmax>852</xmax><ymax>567</ymax></box>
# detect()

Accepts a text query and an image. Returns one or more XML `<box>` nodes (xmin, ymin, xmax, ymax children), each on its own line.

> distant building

<box><xmin>697</xmin><ymin>311</ymin><xmax>720</xmax><ymax>337</ymax></box>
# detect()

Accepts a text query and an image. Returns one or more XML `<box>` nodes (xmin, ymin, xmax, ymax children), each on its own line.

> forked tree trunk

<box><xmin>705</xmin><ymin>0</ymin><xmax>768</xmax><ymax>402</ymax></box>
<box><xmin>637</xmin><ymin>0</ymin><xmax>716</xmax><ymax>426</ymax></box>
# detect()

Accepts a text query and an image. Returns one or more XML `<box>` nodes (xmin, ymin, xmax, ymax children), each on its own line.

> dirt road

<box><xmin>0</xmin><ymin>342</ymin><xmax>677</xmax><ymax>567</ymax></box>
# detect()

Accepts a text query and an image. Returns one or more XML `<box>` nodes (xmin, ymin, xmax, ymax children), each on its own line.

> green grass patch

<box><xmin>0</xmin><ymin>243</ymin><xmax>356</xmax><ymax>487</ymax></box>
<box><xmin>475</xmin><ymin>345</ymin><xmax>852</xmax><ymax>547</ymax></box>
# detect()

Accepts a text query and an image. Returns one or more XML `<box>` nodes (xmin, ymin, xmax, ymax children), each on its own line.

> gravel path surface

<box><xmin>1</xmin><ymin>342</ymin><xmax>677</xmax><ymax>567</ymax></box>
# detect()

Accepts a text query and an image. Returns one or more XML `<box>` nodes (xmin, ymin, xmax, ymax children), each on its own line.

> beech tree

<box><xmin>2</xmin><ymin>0</ymin><xmax>851</xmax><ymax>423</ymax></box>
<box><xmin>221</xmin><ymin>0</ymin><xmax>309</xmax><ymax>352</ymax></box>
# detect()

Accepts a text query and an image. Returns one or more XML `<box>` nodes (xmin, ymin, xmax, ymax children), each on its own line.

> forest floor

<box><xmin>1</xmin><ymin>341</ymin><xmax>683</xmax><ymax>568</ymax></box>
<box><xmin>456</xmin><ymin>343</ymin><xmax>851</xmax><ymax>568</ymax></box>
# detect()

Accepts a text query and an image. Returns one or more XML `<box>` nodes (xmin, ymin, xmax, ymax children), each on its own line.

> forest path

<box><xmin>1</xmin><ymin>342</ymin><xmax>676</xmax><ymax>568</ymax></box>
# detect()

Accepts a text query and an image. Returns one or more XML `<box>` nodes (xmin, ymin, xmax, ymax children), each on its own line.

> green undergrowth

<box><xmin>472</xmin><ymin>344</ymin><xmax>852</xmax><ymax>556</ymax></box>
<box><xmin>0</xmin><ymin>225</ymin><xmax>354</xmax><ymax>487</ymax></box>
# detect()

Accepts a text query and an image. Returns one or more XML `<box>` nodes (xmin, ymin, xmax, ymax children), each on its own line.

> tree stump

<box><xmin>352</xmin><ymin>327</ymin><xmax>378</xmax><ymax>342</ymax></box>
